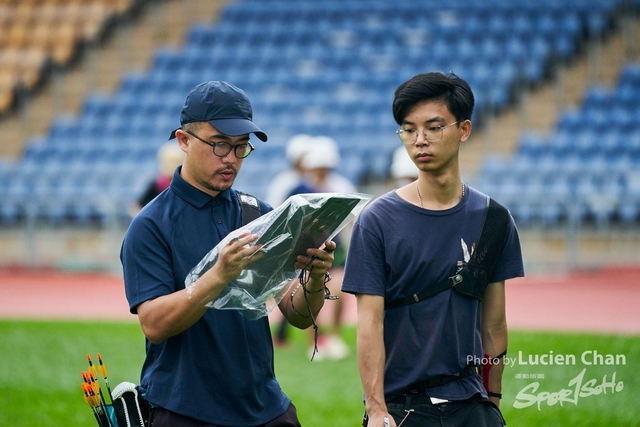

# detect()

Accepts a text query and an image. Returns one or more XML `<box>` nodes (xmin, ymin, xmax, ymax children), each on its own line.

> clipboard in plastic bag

<box><xmin>184</xmin><ymin>192</ymin><xmax>372</xmax><ymax>319</ymax></box>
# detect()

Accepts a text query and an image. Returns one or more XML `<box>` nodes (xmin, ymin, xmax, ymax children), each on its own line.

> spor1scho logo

<box><xmin>509</xmin><ymin>350</ymin><xmax>626</xmax><ymax>410</ymax></box>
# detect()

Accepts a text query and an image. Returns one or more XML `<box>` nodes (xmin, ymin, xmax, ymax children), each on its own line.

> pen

<box><xmin>384</xmin><ymin>416</ymin><xmax>390</xmax><ymax>427</ymax></box>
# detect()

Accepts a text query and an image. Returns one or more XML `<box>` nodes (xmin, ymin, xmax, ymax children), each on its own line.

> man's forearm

<box><xmin>483</xmin><ymin>323</ymin><xmax>508</xmax><ymax>407</ymax></box>
<box><xmin>281</xmin><ymin>275</ymin><xmax>327</xmax><ymax>329</ymax></box>
<box><xmin>488</xmin><ymin>361</ymin><xmax>504</xmax><ymax>405</ymax></box>
<box><xmin>359</xmin><ymin>327</ymin><xmax>387</xmax><ymax>417</ymax></box>
<box><xmin>356</xmin><ymin>294</ymin><xmax>387</xmax><ymax>418</ymax></box>
<box><xmin>137</xmin><ymin>272</ymin><xmax>226</xmax><ymax>344</ymax></box>
<box><xmin>481</xmin><ymin>281</ymin><xmax>508</xmax><ymax>407</ymax></box>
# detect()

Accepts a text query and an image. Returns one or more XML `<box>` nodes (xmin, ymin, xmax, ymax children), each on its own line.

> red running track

<box><xmin>0</xmin><ymin>267</ymin><xmax>638</xmax><ymax>335</ymax></box>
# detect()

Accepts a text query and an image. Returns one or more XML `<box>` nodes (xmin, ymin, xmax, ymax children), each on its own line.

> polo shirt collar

<box><xmin>170</xmin><ymin>166</ymin><xmax>234</xmax><ymax>208</ymax></box>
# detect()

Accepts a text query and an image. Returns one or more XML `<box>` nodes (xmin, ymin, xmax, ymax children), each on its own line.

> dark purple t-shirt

<box><xmin>342</xmin><ymin>185</ymin><xmax>524</xmax><ymax>400</ymax></box>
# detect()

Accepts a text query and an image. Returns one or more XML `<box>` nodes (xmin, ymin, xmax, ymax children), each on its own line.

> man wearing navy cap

<box><xmin>121</xmin><ymin>81</ymin><xmax>336</xmax><ymax>426</ymax></box>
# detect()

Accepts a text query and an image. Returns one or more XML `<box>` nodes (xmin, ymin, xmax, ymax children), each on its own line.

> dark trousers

<box><xmin>150</xmin><ymin>403</ymin><xmax>301</xmax><ymax>427</ymax></box>
<box><xmin>369</xmin><ymin>395</ymin><xmax>505</xmax><ymax>427</ymax></box>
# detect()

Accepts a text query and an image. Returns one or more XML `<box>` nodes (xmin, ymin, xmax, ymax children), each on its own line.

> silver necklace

<box><xmin>416</xmin><ymin>182</ymin><xmax>465</xmax><ymax>209</ymax></box>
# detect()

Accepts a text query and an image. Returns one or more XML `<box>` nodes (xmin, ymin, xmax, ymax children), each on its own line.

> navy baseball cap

<box><xmin>169</xmin><ymin>81</ymin><xmax>267</xmax><ymax>142</ymax></box>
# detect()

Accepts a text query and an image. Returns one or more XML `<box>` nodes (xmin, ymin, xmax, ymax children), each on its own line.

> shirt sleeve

<box><xmin>341</xmin><ymin>216</ymin><xmax>387</xmax><ymax>297</ymax></box>
<box><xmin>121</xmin><ymin>214</ymin><xmax>177</xmax><ymax>314</ymax></box>
<box><xmin>491</xmin><ymin>214</ymin><xmax>525</xmax><ymax>283</ymax></box>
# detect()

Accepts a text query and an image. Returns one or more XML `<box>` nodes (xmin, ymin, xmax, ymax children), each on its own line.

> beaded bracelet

<box><xmin>290</xmin><ymin>288</ymin><xmax>322</xmax><ymax>318</ymax></box>
<box><xmin>302</xmin><ymin>271</ymin><xmax>332</xmax><ymax>294</ymax></box>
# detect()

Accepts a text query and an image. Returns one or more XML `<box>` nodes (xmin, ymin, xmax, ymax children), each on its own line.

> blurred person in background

<box><xmin>269</xmin><ymin>135</ymin><xmax>316</xmax><ymax>347</ymax></box>
<box><xmin>389</xmin><ymin>145</ymin><xmax>419</xmax><ymax>189</ymax></box>
<box><xmin>129</xmin><ymin>142</ymin><xmax>184</xmax><ymax>217</ymax></box>
<box><xmin>271</xmin><ymin>136</ymin><xmax>358</xmax><ymax>356</ymax></box>
<box><xmin>264</xmin><ymin>133</ymin><xmax>314</xmax><ymax>208</ymax></box>
<box><xmin>121</xmin><ymin>81</ymin><xmax>336</xmax><ymax>427</ymax></box>
<box><xmin>342</xmin><ymin>72</ymin><xmax>524</xmax><ymax>427</ymax></box>
<box><xmin>299</xmin><ymin>136</ymin><xmax>358</xmax><ymax>361</ymax></box>
<box><xmin>302</xmin><ymin>136</ymin><xmax>356</xmax><ymax>196</ymax></box>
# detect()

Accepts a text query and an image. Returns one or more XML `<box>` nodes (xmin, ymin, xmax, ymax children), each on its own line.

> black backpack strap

<box><xmin>236</xmin><ymin>191</ymin><xmax>261</xmax><ymax>226</ymax></box>
<box><xmin>454</xmin><ymin>198</ymin><xmax>510</xmax><ymax>300</ymax></box>
<box><xmin>384</xmin><ymin>198</ymin><xmax>510</xmax><ymax>310</ymax></box>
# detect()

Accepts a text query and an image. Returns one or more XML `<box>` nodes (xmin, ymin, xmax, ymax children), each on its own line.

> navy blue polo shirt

<box><xmin>121</xmin><ymin>167</ymin><xmax>289</xmax><ymax>426</ymax></box>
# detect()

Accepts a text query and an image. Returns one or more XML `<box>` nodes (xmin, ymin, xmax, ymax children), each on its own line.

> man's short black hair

<box><xmin>392</xmin><ymin>71</ymin><xmax>475</xmax><ymax>125</ymax></box>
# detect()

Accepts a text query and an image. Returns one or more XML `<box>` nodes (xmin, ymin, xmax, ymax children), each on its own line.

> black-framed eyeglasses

<box><xmin>184</xmin><ymin>129</ymin><xmax>255</xmax><ymax>158</ymax></box>
<box><xmin>396</xmin><ymin>121</ymin><xmax>460</xmax><ymax>144</ymax></box>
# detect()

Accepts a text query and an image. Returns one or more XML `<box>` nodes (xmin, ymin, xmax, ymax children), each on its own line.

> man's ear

<box><xmin>175</xmin><ymin>129</ymin><xmax>190</xmax><ymax>151</ymax></box>
<box><xmin>460</xmin><ymin>119</ymin><xmax>472</xmax><ymax>143</ymax></box>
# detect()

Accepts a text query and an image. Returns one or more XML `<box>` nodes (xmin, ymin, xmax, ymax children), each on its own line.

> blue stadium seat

<box><xmin>82</xmin><ymin>93</ymin><xmax>115</xmax><ymax>119</ymax></box>
<box><xmin>0</xmin><ymin>194</ymin><xmax>24</xmax><ymax>224</ymax></box>
<box><xmin>583</xmin><ymin>86</ymin><xmax>613</xmax><ymax>111</ymax></box>
<box><xmin>49</xmin><ymin>116</ymin><xmax>80</xmax><ymax>142</ymax></box>
<box><xmin>618</xmin><ymin>201</ymin><xmax>640</xmax><ymax>224</ymax></box>
<box><xmin>186</xmin><ymin>24</ymin><xmax>220</xmax><ymax>48</ymax></box>
<box><xmin>511</xmin><ymin>155</ymin><xmax>539</xmax><ymax>182</ymax></box>
<box><xmin>119</xmin><ymin>71</ymin><xmax>152</xmax><ymax>95</ymax></box>
<box><xmin>536</xmin><ymin>201</ymin><xmax>564</xmax><ymax>226</ymax></box>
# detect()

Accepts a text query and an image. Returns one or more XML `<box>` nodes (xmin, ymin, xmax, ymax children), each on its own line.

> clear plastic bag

<box><xmin>185</xmin><ymin>192</ymin><xmax>372</xmax><ymax>319</ymax></box>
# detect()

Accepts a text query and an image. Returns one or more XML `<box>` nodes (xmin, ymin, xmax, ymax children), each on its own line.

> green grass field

<box><xmin>0</xmin><ymin>320</ymin><xmax>638</xmax><ymax>426</ymax></box>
